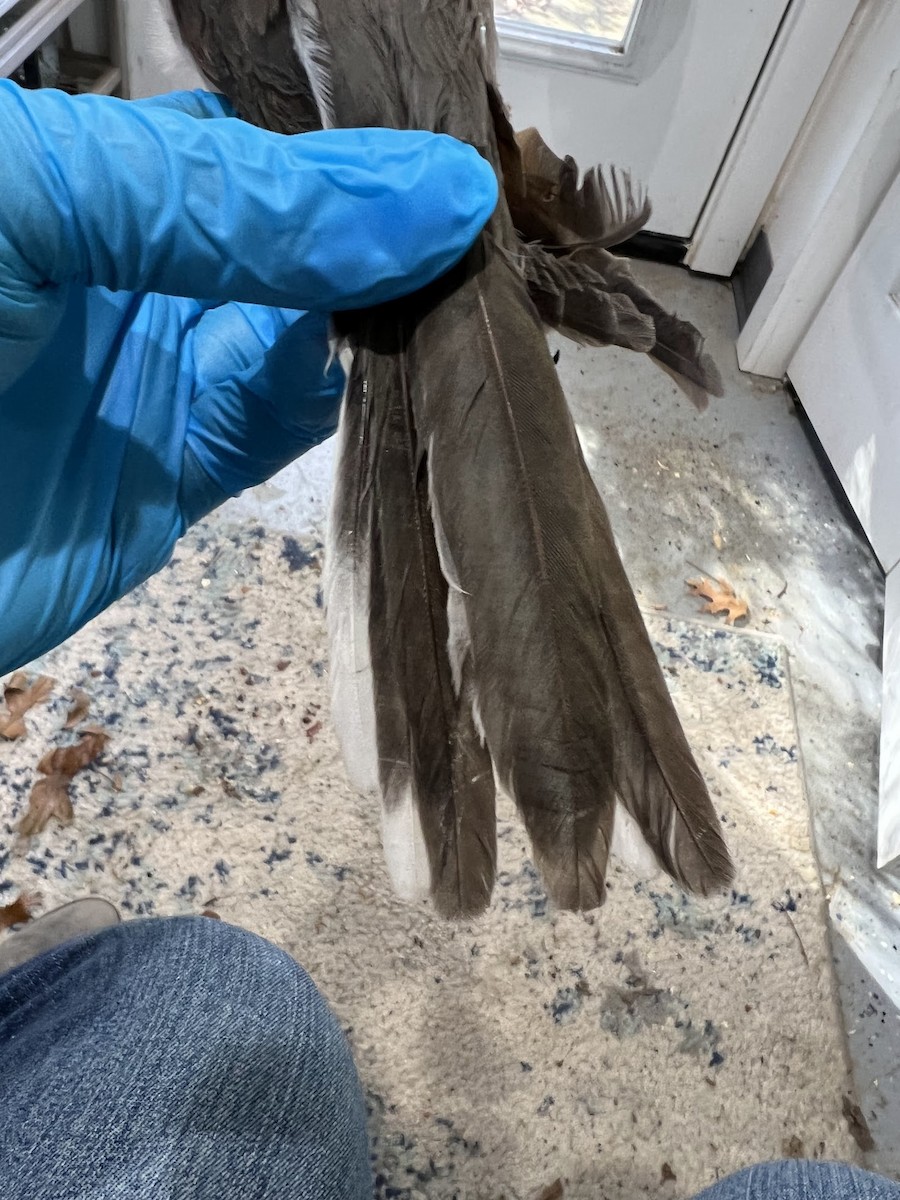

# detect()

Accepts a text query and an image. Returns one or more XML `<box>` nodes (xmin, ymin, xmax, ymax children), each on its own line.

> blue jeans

<box><xmin>0</xmin><ymin>917</ymin><xmax>896</xmax><ymax>1200</ymax></box>
<box><xmin>0</xmin><ymin>917</ymin><xmax>371</xmax><ymax>1199</ymax></box>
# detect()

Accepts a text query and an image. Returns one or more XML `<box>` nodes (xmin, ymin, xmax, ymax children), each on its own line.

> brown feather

<box><xmin>569</xmin><ymin>247</ymin><xmax>725</xmax><ymax>409</ymax></box>
<box><xmin>407</xmin><ymin>248</ymin><xmax>616</xmax><ymax>909</ymax></box>
<box><xmin>487</xmin><ymin>100</ymin><xmax>724</xmax><ymax>408</ymax></box>
<box><xmin>581</xmin><ymin>469</ymin><xmax>734</xmax><ymax>892</ymax></box>
<box><xmin>508</xmin><ymin>126</ymin><xmax>652</xmax><ymax>250</ymax></box>
<box><xmin>171</xmin><ymin>0</ymin><xmax>734</xmax><ymax>913</ymax></box>
<box><xmin>327</xmin><ymin>344</ymin><xmax>497</xmax><ymax>918</ymax></box>
<box><xmin>324</xmin><ymin>357</ymin><xmax>380</xmax><ymax>797</ymax></box>
<box><xmin>169</xmin><ymin>0</ymin><xmax>320</xmax><ymax>132</ymax></box>
<box><xmin>516</xmin><ymin>243</ymin><xmax>722</xmax><ymax>409</ymax></box>
<box><xmin>363</xmin><ymin>327</ymin><xmax>498</xmax><ymax>918</ymax></box>
<box><xmin>518</xmin><ymin>244</ymin><xmax>657</xmax><ymax>353</ymax></box>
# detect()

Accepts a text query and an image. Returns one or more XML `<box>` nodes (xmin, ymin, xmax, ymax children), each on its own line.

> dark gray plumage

<box><xmin>499</xmin><ymin>119</ymin><xmax>724</xmax><ymax>408</ymax></box>
<box><xmin>169</xmin><ymin>0</ymin><xmax>734</xmax><ymax>916</ymax></box>
<box><xmin>350</xmin><ymin>327</ymin><xmax>498</xmax><ymax>917</ymax></box>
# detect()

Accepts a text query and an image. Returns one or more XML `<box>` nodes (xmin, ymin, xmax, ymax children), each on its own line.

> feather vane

<box><xmin>169</xmin><ymin>0</ymin><xmax>734</xmax><ymax>915</ymax></box>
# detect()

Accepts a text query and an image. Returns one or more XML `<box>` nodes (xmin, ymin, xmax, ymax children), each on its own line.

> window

<box><xmin>495</xmin><ymin>0</ymin><xmax>640</xmax><ymax>46</ymax></box>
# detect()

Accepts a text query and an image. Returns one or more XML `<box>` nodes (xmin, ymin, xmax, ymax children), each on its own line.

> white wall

<box><xmin>67</xmin><ymin>0</ymin><xmax>110</xmax><ymax>58</ymax></box>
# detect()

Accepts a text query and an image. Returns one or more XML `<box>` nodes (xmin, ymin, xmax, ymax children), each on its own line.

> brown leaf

<box><xmin>64</xmin><ymin>689</ymin><xmax>91</xmax><ymax>729</ymax></box>
<box><xmin>37</xmin><ymin>729</ymin><xmax>109</xmax><ymax>779</ymax></box>
<box><xmin>686</xmin><ymin>576</ymin><xmax>749</xmax><ymax>625</ymax></box>
<box><xmin>202</xmin><ymin>909</ymin><xmax>222</xmax><ymax>921</ymax></box>
<box><xmin>842</xmin><ymin>1095</ymin><xmax>875</xmax><ymax>1152</ymax></box>
<box><xmin>782</xmin><ymin>1135</ymin><xmax>805</xmax><ymax>1159</ymax></box>
<box><xmin>19</xmin><ymin>777</ymin><xmax>75</xmax><ymax>837</ymax></box>
<box><xmin>0</xmin><ymin>673</ymin><xmax>55</xmax><ymax>740</ymax></box>
<box><xmin>532</xmin><ymin>1183</ymin><xmax>564</xmax><ymax>1200</ymax></box>
<box><xmin>0</xmin><ymin>891</ymin><xmax>40</xmax><ymax>931</ymax></box>
<box><xmin>18</xmin><ymin>730</ymin><xmax>109</xmax><ymax>839</ymax></box>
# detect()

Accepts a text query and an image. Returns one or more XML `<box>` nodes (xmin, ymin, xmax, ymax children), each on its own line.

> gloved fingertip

<box><xmin>132</xmin><ymin>89</ymin><xmax>237</xmax><ymax>120</ymax></box>
<box><xmin>320</xmin><ymin>131</ymin><xmax>502</xmax><ymax>309</ymax></box>
<box><xmin>208</xmin><ymin>92</ymin><xmax>239</xmax><ymax>119</ymax></box>
<box><xmin>437</xmin><ymin>140</ymin><xmax>500</xmax><ymax>242</ymax></box>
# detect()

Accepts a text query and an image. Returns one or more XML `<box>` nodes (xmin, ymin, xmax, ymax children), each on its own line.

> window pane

<box><xmin>495</xmin><ymin>0</ymin><xmax>641</xmax><ymax>46</ymax></box>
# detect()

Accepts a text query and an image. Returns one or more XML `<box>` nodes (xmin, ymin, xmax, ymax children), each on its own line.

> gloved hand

<box><xmin>0</xmin><ymin>81</ymin><xmax>497</xmax><ymax>676</ymax></box>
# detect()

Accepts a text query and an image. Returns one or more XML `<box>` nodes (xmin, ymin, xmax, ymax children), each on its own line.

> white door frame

<box><xmin>686</xmin><ymin>0</ymin><xmax>857</xmax><ymax>277</ymax></box>
<box><xmin>881</xmin><ymin>567</ymin><xmax>900</xmax><ymax>867</ymax></box>
<box><xmin>736</xmin><ymin>0</ymin><xmax>900</xmax><ymax>377</ymax></box>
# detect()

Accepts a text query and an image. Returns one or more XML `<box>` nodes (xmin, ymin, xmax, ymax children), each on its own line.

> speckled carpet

<box><xmin>0</xmin><ymin>519</ymin><xmax>860</xmax><ymax>1199</ymax></box>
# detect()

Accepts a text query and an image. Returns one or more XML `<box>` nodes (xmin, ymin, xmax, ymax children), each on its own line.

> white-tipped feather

<box><xmin>286</xmin><ymin>0</ymin><xmax>336</xmax><ymax>127</ymax></box>
<box><xmin>429</xmin><ymin>458</ymin><xmax>488</xmax><ymax>752</ymax></box>
<box><xmin>445</xmin><ymin>591</ymin><xmax>469</xmax><ymax>696</ymax></box>
<box><xmin>470</xmin><ymin>691</ymin><xmax>488</xmax><ymax>747</ymax></box>
<box><xmin>324</xmin><ymin>402</ymin><xmax>379</xmax><ymax>794</ymax></box>
<box><xmin>610</xmin><ymin>801</ymin><xmax>662</xmax><ymax>878</ymax></box>
<box><xmin>426</xmin><ymin>438</ymin><xmax>466</xmax><ymax>594</ymax></box>
<box><xmin>380</xmin><ymin>774</ymin><xmax>433</xmax><ymax>901</ymax></box>
<box><xmin>428</xmin><ymin>445</ymin><xmax>471</xmax><ymax>697</ymax></box>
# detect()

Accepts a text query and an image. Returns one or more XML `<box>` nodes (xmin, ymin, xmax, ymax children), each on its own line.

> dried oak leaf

<box><xmin>686</xmin><ymin>576</ymin><xmax>749</xmax><ymax>625</ymax></box>
<box><xmin>0</xmin><ymin>891</ymin><xmax>40</xmax><ymax>932</ymax></box>
<box><xmin>64</xmin><ymin>689</ymin><xmax>91</xmax><ymax>729</ymax></box>
<box><xmin>0</xmin><ymin>672</ymin><xmax>55</xmax><ymax>740</ymax></box>
<box><xmin>18</xmin><ymin>730</ymin><xmax>109</xmax><ymax>839</ymax></box>
<box><xmin>782</xmin><ymin>1135</ymin><xmax>805</xmax><ymax>1159</ymax></box>
<box><xmin>531</xmin><ymin>1183</ymin><xmax>564</xmax><ymax>1200</ymax></box>
<box><xmin>842</xmin><ymin>1095</ymin><xmax>875</xmax><ymax>1152</ymax></box>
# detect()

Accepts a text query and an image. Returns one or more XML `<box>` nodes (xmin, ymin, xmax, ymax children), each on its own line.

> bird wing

<box><xmin>169</xmin><ymin>0</ymin><xmax>321</xmax><ymax>132</ymax></box>
<box><xmin>171</xmin><ymin>0</ymin><xmax>734</xmax><ymax>912</ymax></box>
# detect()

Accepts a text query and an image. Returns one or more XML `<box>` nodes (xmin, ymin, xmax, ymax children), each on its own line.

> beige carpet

<box><xmin>0</xmin><ymin>520</ymin><xmax>861</xmax><ymax>1199</ymax></box>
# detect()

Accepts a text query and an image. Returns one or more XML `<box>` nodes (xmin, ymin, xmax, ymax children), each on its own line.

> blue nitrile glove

<box><xmin>0</xmin><ymin>81</ymin><xmax>498</xmax><ymax>675</ymax></box>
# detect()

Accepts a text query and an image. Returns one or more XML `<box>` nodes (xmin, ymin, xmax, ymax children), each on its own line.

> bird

<box><xmin>168</xmin><ymin>0</ymin><xmax>733</xmax><ymax>919</ymax></box>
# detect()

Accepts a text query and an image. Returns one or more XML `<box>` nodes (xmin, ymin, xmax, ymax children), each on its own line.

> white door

<box><xmin>789</xmin><ymin>166</ymin><xmax>900</xmax><ymax>576</ymax></box>
<box><xmin>788</xmin><ymin>161</ymin><xmax>900</xmax><ymax>868</ymax></box>
<box><xmin>496</xmin><ymin>0</ymin><xmax>791</xmax><ymax>239</ymax></box>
